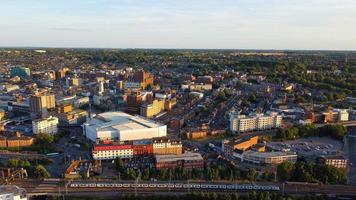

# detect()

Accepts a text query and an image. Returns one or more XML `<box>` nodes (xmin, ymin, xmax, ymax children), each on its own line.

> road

<box><xmin>8</xmin><ymin>179</ymin><xmax>356</xmax><ymax>197</ymax></box>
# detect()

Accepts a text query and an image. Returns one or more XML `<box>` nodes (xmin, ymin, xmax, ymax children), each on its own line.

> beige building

<box><xmin>152</xmin><ymin>137</ymin><xmax>182</xmax><ymax>155</ymax></box>
<box><xmin>230</xmin><ymin>112</ymin><xmax>282</xmax><ymax>134</ymax></box>
<box><xmin>32</xmin><ymin>116</ymin><xmax>59</xmax><ymax>135</ymax></box>
<box><xmin>140</xmin><ymin>98</ymin><xmax>176</xmax><ymax>118</ymax></box>
<box><xmin>29</xmin><ymin>93</ymin><xmax>56</xmax><ymax>115</ymax></box>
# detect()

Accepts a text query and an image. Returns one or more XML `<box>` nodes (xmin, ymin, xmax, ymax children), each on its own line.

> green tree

<box><xmin>33</xmin><ymin>164</ymin><xmax>51</xmax><ymax>178</ymax></box>
<box><xmin>115</xmin><ymin>157</ymin><xmax>124</xmax><ymax>173</ymax></box>
<box><xmin>277</xmin><ymin>162</ymin><xmax>294</xmax><ymax>181</ymax></box>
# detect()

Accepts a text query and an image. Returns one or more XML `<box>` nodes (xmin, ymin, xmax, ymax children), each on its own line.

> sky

<box><xmin>1</xmin><ymin>0</ymin><xmax>356</xmax><ymax>50</ymax></box>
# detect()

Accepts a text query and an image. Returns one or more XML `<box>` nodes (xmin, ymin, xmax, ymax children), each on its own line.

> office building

<box><xmin>29</xmin><ymin>93</ymin><xmax>56</xmax><ymax>115</ymax></box>
<box><xmin>32</xmin><ymin>116</ymin><xmax>59</xmax><ymax>135</ymax></box>
<box><xmin>84</xmin><ymin>111</ymin><xmax>167</xmax><ymax>142</ymax></box>
<box><xmin>155</xmin><ymin>152</ymin><xmax>204</xmax><ymax>169</ymax></box>
<box><xmin>230</xmin><ymin>112</ymin><xmax>282</xmax><ymax>134</ymax></box>
<box><xmin>10</xmin><ymin>66</ymin><xmax>31</xmax><ymax>79</ymax></box>
<box><xmin>241</xmin><ymin>151</ymin><xmax>297</xmax><ymax>165</ymax></box>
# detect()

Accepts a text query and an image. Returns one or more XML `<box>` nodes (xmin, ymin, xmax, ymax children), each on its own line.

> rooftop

<box><xmin>155</xmin><ymin>152</ymin><xmax>203</xmax><ymax>163</ymax></box>
<box><xmin>243</xmin><ymin>151</ymin><xmax>297</xmax><ymax>158</ymax></box>
<box><xmin>87</xmin><ymin>111</ymin><xmax>164</xmax><ymax>132</ymax></box>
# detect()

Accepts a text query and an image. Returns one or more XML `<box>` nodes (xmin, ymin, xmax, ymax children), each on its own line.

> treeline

<box><xmin>115</xmin><ymin>158</ymin><xmax>274</xmax><ymax>182</ymax></box>
<box><xmin>277</xmin><ymin>161</ymin><xmax>346</xmax><ymax>184</ymax></box>
<box><xmin>275</xmin><ymin>124</ymin><xmax>347</xmax><ymax>141</ymax></box>
<box><xmin>0</xmin><ymin>158</ymin><xmax>51</xmax><ymax>178</ymax></box>
<box><xmin>46</xmin><ymin>192</ymin><xmax>331</xmax><ymax>200</ymax></box>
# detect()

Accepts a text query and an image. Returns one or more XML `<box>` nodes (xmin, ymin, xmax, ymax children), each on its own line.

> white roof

<box><xmin>87</xmin><ymin>111</ymin><xmax>164</xmax><ymax>132</ymax></box>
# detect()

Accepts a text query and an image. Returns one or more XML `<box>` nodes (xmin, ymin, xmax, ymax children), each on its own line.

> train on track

<box><xmin>69</xmin><ymin>182</ymin><xmax>280</xmax><ymax>191</ymax></box>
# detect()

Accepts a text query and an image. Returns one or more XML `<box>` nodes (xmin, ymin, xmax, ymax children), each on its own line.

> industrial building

<box><xmin>84</xmin><ymin>112</ymin><xmax>167</xmax><ymax>142</ymax></box>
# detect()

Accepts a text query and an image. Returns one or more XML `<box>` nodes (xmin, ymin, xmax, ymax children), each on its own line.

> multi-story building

<box><xmin>323</xmin><ymin>109</ymin><xmax>349</xmax><ymax>123</ymax></box>
<box><xmin>134</xmin><ymin>70</ymin><xmax>154</xmax><ymax>89</ymax></box>
<box><xmin>0</xmin><ymin>132</ymin><xmax>34</xmax><ymax>148</ymax></box>
<box><xmin>127</xmin><ymin>92</ymin><xmax>142</xmax><ymax>114</ymax></box>
<box><xmin>140</xmin><ymin>99</ymin><xmax>165</xmax><ymax>118</ymax></box>
<box><xmin>29</xmin><ymin>93</ymin><xmax>56</xmax><ymax>116</ymax></box>
<box><xmin>92</xmin><ymin>144</ymin><xmax>133</xmax><ymax>160</ymax></box>
<box><xmin>132</xmin><ymin>140</ymin><xmax>153</xmax><ymax>156</ymax></box>
<box><xmin>0</xmin><ymin>185</ymin><xmax>28</xmax><ymax>200</ymax></box>
<box><xmin>241</xmin><ymin>151</ymin><xmax>297</xmax><ymax>165</ymax></box>
<box><xmin>155</xmin><ymin>152</ymin><xmax>204</xmax><ymax>169</ymax></box>
<box><xmin>84</xmin><ymin>112</ymin><xmax>166</xmax><ymax>142</ymax></box>
<box><xmin>230</xmin><ymin>112</ymin><xmax>282</xmax><ymax>134</ymax></box>
<box><xmin>10</xmin><ymin>66</ymin><xmax>31</xmax><ymax>79</ymax></box>
<box><xmin>152</xmin><ymin>137</ymin><xmax>182</xmax><ymax>155</ymax></box>
<box><xmin>318</xmin><ymin>155</ymin><xmax>348</xmax><ymax>169</ymax></box>
<box><xmin>57</xmin><ymin>104</ymin><xmax>73</xmax><ymax>113</ymax></box>
<box><xmin>58</xmin><ymin>109</ymin><xmax>88</xmax><ymax>126</ymax></box>
<box><xmin>7</xmin><ymin>102</ymin><xmax>30</xmax><ymax>114</ymax></box>
<box><xmin>32</xmin><ymin>116</ymin><xmax>59</xmax><ymax>135</ymax></box>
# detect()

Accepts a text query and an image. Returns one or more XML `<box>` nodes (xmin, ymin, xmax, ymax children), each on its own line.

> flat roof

<box><xmin>87</xmin><ymin>111</ymin><xmax>164</xmax><ymax>132</ymax></box>
<box><xmin>155</xmin><ymin>152</ymin><xmax>203</xmax><ymax>163</ymax></box>
<box><xmin>243</xmin><ymin>151</ymin><xmax>297</xmax><ymax>158</ymax></box>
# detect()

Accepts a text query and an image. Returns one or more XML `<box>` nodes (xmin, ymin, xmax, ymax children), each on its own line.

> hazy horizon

<box><xmin>1</xmin><ymin>0</ymin><xmax>356</xmax><ymax>50</ymax></box>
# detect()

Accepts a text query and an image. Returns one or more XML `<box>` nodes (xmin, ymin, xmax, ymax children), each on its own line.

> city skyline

<box><xmin>1</xmin><ymin>0</ymin><xmax>356</xmax><ymax>50</ymax></box>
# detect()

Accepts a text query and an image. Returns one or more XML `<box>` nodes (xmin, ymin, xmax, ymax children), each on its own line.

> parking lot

<box><xmin>268</xmin><ymin>137</ymin><xmax>343</xmax><ymax>160</ymax></box>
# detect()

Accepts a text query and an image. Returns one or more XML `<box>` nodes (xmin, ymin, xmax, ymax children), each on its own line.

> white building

<box><xmin>336</xmin><ymin>109</ymin><xmax>349</xmax><ymax>121</ymax></box>
<box><xmin>92</xmin><ymin>144</ymin><xmax>133</xmax><ymax>160</ymax></box>
<box><xmin>0</xmin><ymin>185</ymin><xmax>27</xmax><ymax>200</ymax></box>
<box><xmin>83</xmin><ymin>112</ymin><xmax>167</xmax><ymax>142</ymax></box>
<box><xmin>230</xmin><ymin>112</ymin><xmax>282</xmax><ymax>134</ymax></box>
<box><xmin>32</xmin><ymin>116</ymin><xmax>59</xmax><ymax>135</ymax></box>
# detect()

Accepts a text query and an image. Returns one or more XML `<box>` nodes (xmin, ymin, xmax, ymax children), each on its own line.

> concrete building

<box><xmin>155</xmin><ymin>152</ymin><xmax>204</xmax><ymax>169</ymax></box>
<box><xmin>58</xmin><ymin>109</ymin><xmax>88</xmax><ymax>126</ymax></box>
<box><xmin>32</xmin><ymin>116</ymin><xmax>59</xmax><ymax>135</ymax></box>
<box><xmin>29</xmin><ymin>93</ymin><xmax>56</xmax><ymax>116</ymax></box>
<box><xmin>240</xmin><ymin>151</ymin><xmax>297</xmax><ymax>165</ymax></box>
<box><xmin>84</xmin><ymin>112</ymin><xmax>167</xmax><ymax>142</ymax></box>
<box><xmin>10</xmin><ymin>66</ymin><xmax>31</xmax><ymax>79</ymax></box>
<box><xmin>230</xmin><ymin>112</ymin><xmax>282</xmax><ymax>134</ymax></box>
<box><xmin>92</xmin><ymin>144</ymin><xmax>133</xmax><ymax>160</ymax></box>
<box><xmin>0</xmin><ymin>185</ymin><xmax>27</xmax><ymax>200</ymax></box>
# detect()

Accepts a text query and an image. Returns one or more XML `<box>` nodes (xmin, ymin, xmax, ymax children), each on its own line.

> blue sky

<box><xmin>1</xmin><ymin>0</ymin><xmax>356</xmax><ymax>50</ymax></box>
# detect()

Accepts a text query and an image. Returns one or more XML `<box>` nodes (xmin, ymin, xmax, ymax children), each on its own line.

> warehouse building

<box><xmin>84</xmin><ymin>112</ymin><xmax>167</xmax><ymax>142</ymax></box>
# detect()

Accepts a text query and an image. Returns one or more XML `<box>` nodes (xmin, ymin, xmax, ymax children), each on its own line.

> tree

<box><xmin>7</xmin><ymin>159</ymin><xmax>19</xmax><ymax>168</ymax></box>
<box><xmin>33</xmin><ymin>164</ymin><xmax>51</xmax><ymax>178</ymax></box>
<box><xmin>277</xmin><ymin>162</ymin><xmax>294</xmax><ymax>181</ymax></box>
<box><xmin>37</xmin><ymin>132</ymin><xmax>54</xmax><ymax>144</ymax></box>
<box><xmin>115</xmin><ymin>157</ymin><xmax>124</xmax><ymax>173</ymax></box>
